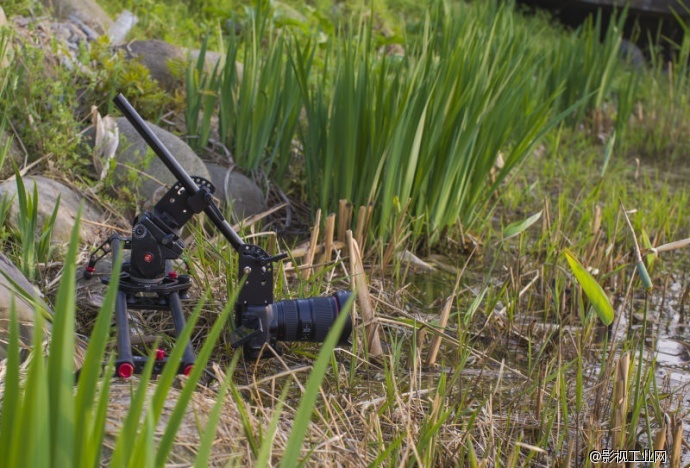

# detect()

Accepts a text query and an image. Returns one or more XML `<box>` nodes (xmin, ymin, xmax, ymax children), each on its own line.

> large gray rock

<box><xmin>41</xmin><ymin>0</ymin><xmax>113</xmax><ymax>35</ymax></box>
<box><xmin>118</xmin><ymin>40</ymin><xmax>185</xmax><ymax>92</ymax></box>
<box><xmin>0</xmin><ymin>252</ymin><xmax>44</xmax><ymax>359</ymax></box>
<box><xmin>0</xmin><ymin>130</ymin><xmax>24</xmax><ymax>179</ymax></box>
<box><xmin>113</xmin><ymin>117</ymin><xmax>211</xmax><ymax>200</ymax></box>
<box><xmin>118</xmin><ymin>39</ymin><xmax>243</xmax><ymax>92</ymax></box>
<box><xmin>0</xmin><ymin>176</ymin><xmax>105</xmax><ymax>244</ymax></box>
<box><xmin>205</xmin><ymin>162</ymin><xmax>266</xmax><ymax>220</ymax></box>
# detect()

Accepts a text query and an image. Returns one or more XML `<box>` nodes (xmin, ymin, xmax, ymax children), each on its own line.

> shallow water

<box><xmin>407</xmin><ymin>262</ymin><xmax>690</xmax><ymax>463</ymax></box>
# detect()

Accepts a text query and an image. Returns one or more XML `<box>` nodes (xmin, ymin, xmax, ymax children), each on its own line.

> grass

<box><xmin>2</xmin><ymin>0</ymin><xmax>690</xmax><ymax>465</ymax></box>
<box><xmin>187</xmin><ymin>0</ymin><xmax>626</xmax><ymax>242</ymax></box>
<box><xmin>11</xmin><ymin>171</ymin><xmax>60</xmax><ymax>282</ymax></box>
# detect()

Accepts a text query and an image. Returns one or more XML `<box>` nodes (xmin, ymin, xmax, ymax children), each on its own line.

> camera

<box><xmin>84</xmin><ymin>94</ymin><xmax>353</xmax><ymax>376</ymax></box>
<box><xmin>234</xmin><ymin>291</ymin><xmax>353</xmax><ymax>359</ymax></box>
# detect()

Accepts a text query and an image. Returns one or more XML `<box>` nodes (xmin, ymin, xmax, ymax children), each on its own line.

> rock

<box><xmin>119</xmin><ymin>39</ymin><xmax>244</xmax><ymax>92</ymax></box>
<box><xmin>118</xmin><ymin>40</ymin><xmax>186</xmax><ymax>92</ymax></box>
<box><xmin>0</xmin><ymin>176</ymin><xmax>105</xmax><ymax>244</ymax></box>
<box><xmin>0</xmin><ymin>130</ymin><xmax>25</xmax><ymax>180</ymax></box>
<box><xmin>619</xmin><ymin>39</ymin><xmax>646</xmax><ymax>69</ymax></box>
<box><xmin>113</xmin><ymin>117</ymin><xmax>211</xmax><ymax>201</ymax></box>
<box><xmin>107</xmin><ymin>9</ymin><xmax>137</xmax><ymax>45</ymax></box>
<box><xmin>189</xmin><ymin>49</ymin><xmax>244</xmax><ymax>82</ymax></box>
<box><xmin>77</xmin><ymin>255</ymin><xmax>114</xmax><ymax>309</ymax></box>
<box><xmin>41</xmin><ymin>0</ymin><xmax>113</xmax><ymax>35</ymax></box>
<box><xmin>0</xmin><ymin>252</ymin><xmax>44</xmax><ymax>359</ymax></box>
<box><xmin>205</xmin><ymin>162</ymin><xmax>266</xmax><ymax>220</ymax></box>
<box><xmin>0</xmin><ymin>7</ymin><xmax>14</xmax><ymax>68</ymax></box>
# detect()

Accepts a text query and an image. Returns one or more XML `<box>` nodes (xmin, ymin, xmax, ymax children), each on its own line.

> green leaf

<box><xmin>155</xmin><ymin>288</ymin><xmax>238</xmax><ymax>467</ymax></box>
<box><xmin>21</xmin><ymin>305</ymin><xmax>50</xmax><ymax>467</ymax></box>
<box><xmin>74</xmin><ymin>248</ymin><xmax>122</xmax><ymax>466</ymax></box>
<box><xmin>48</xmin><ymin>204</ymin><xmax>82</xmax><ymax>466</ymax></box>
<box><xmin>0</xmin><ymin>299</ymin><xmax>20</xmax><ymax>464</ymax></box>
<box><xmin>636</xmin><ymin>261</ymin><xmax>653</xmax><ymax>292</ymax></box>
<box><xmin>564</xmin><ymin>249</ymin><xmax>614</xmax><ymax>326</ymax></box>
<box><xmin>280</xmin><ymin>296</ymin><xmax>354</xmax><ymax>468</ymax></box>
<box><xmin>502</xmin><ymin>211</ymin><xmax>542</xmax><ymax>241</ymax></box>
<box><xmin>194</xmin><ymin>355</ymin><xmax>241</xmax><ymax>468</ymax></box>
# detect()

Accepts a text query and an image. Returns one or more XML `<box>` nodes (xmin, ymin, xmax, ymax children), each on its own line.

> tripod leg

<box><xmin>115</xmin><ymin>290</ymin><xmax>135</xmax><ymax>378</ymax></box>
<box><xmin>169</xmin><ymin>291</ymin><xmax>195</xmax><ymax>375</ymax></box>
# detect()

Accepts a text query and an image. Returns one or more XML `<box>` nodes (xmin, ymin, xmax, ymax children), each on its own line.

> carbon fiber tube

<box><xmin>113</xmin><ymin>93</ymin><xmax>245</xmax><ymax>251</ymax></box>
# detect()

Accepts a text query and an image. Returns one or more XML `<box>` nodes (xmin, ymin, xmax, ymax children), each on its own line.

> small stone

<box><xmin>0</xmin><ymin>252</ymin><xmax>49</xmax><ymax>359</ymax></box>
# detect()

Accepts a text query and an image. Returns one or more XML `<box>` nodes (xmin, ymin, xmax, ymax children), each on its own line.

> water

<box><xmin>404</xmin><ymin>258</ymin><xmax>690</xmax><ymax>463</ymax></box>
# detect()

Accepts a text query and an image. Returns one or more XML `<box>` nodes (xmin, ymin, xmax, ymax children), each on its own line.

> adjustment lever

<box><xmin>264</xmin><ymin>252</ymin><xmax>288</xmax><ymax>264</ymax></box>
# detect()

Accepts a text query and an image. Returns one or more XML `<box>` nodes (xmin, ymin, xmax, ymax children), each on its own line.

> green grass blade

<box><xmin>149</xmin><ymin>293</ymin><xmax>207</xmax><ymax>426</ymax></box>
<box><xmin>194</xmin><ymin>353</ymin><xmax>242</xmax><ymax>468</ymax></box>
<box><xmin>279</xmin><ymin>296</ymin><xmax>353</xmax><ymax>468</ymax></box>
<box><xmin>155</xmin><ymin>288</ymin><xmax>239</xmax><ymax>467</ymax></box>
<box><xmin>255</xmin><ymin>383</ymin><xmax>291</xmax><ymax>467</ymax></box>
<box><xmin>109</xmin><ymin>345</ymin><xmax>159</xmax><ymax>468</ymax></box>
<box><xmin>564</xmin><ymin>249</ymin><xmax>614</xmax><ymax>326</ymax></box>
<box><xmin>37</xmin><ymin>193</ymin><xmax>60</xmax><ymax>263</ymax></box>
<box><xmin>47</xmin><ymin>204</ymin><xmax>82</xmax><ymax>465</ymax></box>
<box><xmin>18</xmin><ymin>307</ymin><xmax>50</xmax><ymax>467</ymax></box>
<box><xmin>84</xmin><ymin>357</ymin><xmax>115</xmax><ymax>468</ymax></box>
<box><xmin>130</xmin><ymin>411</ymin><xmax>156</xmax><ymax>467</ymax></box>
<box><xmin>228</xmin><ymin>378</ymin><xmax>260</xmax><ymax>457</ymax></box>
<box><xmin>74</xmin><ymin>248</ymin><xmax>122</xmax><ymax>466</ymax></box>
<box><xmin>600</xmin><ymin>132</ymin><xmax>615</xmax><ymax>178</ymax></box>
<box><xmin>0</xmin><ymin>299</ymin><xmax>21</xmax><ymax>463</ymax></box>
<box><xmin>502</xmin><ymin>211</ymin><xmax>543</xmax><ymax>241</ymax></box>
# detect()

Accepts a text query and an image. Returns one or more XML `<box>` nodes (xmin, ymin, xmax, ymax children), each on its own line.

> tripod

<box><xmin>96</xmin><ymin>236</ymin><xmax>197</xmax><ymax>378</ymax></box>
<box><xmin>84</xmin><ymin>94</ymin><xmax>352</xmax><ymax>378</ymax></box>
<box><xmin>85</xmin><ymin>177</ymin><xmax>209</xmax><ymax>378</ymax></box>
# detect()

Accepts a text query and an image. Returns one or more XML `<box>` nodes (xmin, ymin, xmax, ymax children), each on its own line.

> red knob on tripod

<box><xmin>117</xmin><ymin>362</ymin><xmax>134</xmax><ymax>379</ymax></box>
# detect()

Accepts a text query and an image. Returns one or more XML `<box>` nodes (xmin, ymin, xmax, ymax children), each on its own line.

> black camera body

<box><xmin>85</xmin><ymin>94</ymin><xmax>352</xmax><ymax>375</ymax></box>
<box><xmin>231</xmin><ymin>241</ymin><xmax>353</xmax><ymax>359</ymax></box>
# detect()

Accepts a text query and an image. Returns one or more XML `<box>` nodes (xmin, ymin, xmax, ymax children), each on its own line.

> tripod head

<box><xmin>86</xmin><ymin>94</ymin><xmax>352</xmax><ymax>363</ymax></box>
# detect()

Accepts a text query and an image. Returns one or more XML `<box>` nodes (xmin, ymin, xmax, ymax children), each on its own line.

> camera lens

<box><xmin>274</xmin><ymin>291</ymin><xmax>353</xmax><ymax>344</ymax></box>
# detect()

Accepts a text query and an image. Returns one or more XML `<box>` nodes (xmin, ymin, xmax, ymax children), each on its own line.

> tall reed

<box><xmin>294</xmin><ymin>1</ymin><xmax>569</xmax><ymax>239</ymax></box>
<box><xmin>186</xmin><ymin>4</ymin><xmax>302</xmax><ymax>179</ymax></box>
<box><xmin>186</xmin><ymin>0</ymin><xmax>634</xmax><ymax>241</ymax></box>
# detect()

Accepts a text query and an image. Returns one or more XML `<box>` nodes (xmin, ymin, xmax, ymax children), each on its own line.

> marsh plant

<box><xmin>185</xmin><ymin>0</ymin><xmax>639</xmax><ymax>242</ymax></box>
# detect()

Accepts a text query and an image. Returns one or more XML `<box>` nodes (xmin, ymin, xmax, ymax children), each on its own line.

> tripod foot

<box><xmin>117</xmin><ymin>362</ymin><xmax>135</xmax><ymax>379</ymax></box>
